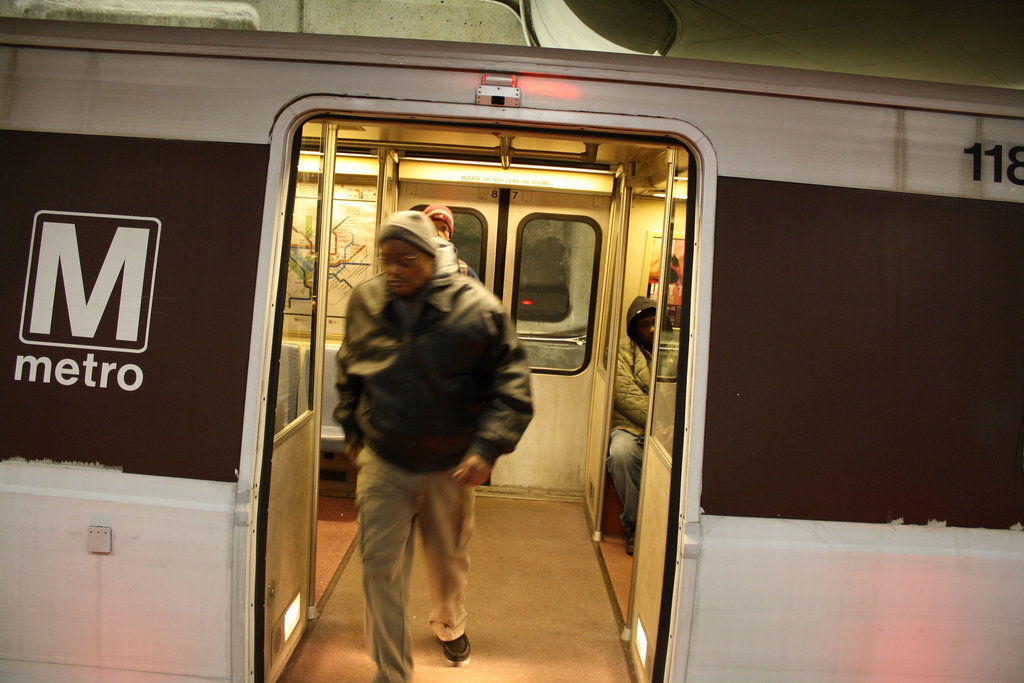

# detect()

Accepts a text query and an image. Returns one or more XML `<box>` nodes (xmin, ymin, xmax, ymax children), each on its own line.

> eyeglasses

<box><xmin>380</xmin><ymin>253</ymin><xmax>422</xmax><ymax>269</ymax></box>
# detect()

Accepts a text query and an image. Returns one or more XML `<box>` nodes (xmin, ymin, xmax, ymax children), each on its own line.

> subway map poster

<box><xmin>285</xmin><ymin>186</ymin><xmax>376</xmax><ymax>339</ymax></box>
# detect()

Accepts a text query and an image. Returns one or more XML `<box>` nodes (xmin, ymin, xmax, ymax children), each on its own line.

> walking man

<box><xmin>335</xmin><ymin>211</ymin><xmax>533</xmax><ymax>682</ymax></box>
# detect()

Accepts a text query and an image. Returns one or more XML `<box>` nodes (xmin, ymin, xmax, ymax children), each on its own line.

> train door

<box><xmin>582</xmin><ymin>148</ymin><xmax>695</xmax><ymax>679</ymax></box>
<box><xmin>260</xmin><ymin>123</ymin><xmax>402</xmax><ymax>682</ymax></box>
<box><xmin>628</xmin><ymin>149</ymin><xmax>692</xmax><ymax>680</ymax></box>
<box><xmin>399</xmin><ymin>167</ymin><xmax>612</xmax><ymax>492</ymax></box>
<box><xmin>259</xmin><ymin>128</ymin><xmax>323</xmax><ymax>682</ymax></box>
<box><xmin>500</xmin><ymin>188</ymin><xmax>608</xmax><ymax>491</ymax></box>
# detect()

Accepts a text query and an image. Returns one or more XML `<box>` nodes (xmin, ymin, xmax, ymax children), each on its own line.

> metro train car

<box><xmin>1</xmin><ymin>17</ymin><xmax>1022</xmax><ymax>683</ymax></box>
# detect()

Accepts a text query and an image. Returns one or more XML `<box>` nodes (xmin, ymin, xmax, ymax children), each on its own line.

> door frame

<box><xmin>583</xmin><ymin>165</ymin><xmax>632</xmax><ymax>537</ymax></box>
<box><xmin>245</xmin><ymin>95</ymin><xmax>720</xmax><ymax>681</ymax></box>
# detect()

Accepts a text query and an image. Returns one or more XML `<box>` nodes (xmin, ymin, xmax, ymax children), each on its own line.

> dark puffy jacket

<box><xmin>335</xmin><ymin>271</ymin><xmax>533</xmax><ymax>472</ymax></box>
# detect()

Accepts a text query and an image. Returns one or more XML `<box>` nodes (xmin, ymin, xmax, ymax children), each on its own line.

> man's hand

<box><xmin>452</xmin><ymin>453</ymin><xmax>492</xmax><ymax>487</ymax></box>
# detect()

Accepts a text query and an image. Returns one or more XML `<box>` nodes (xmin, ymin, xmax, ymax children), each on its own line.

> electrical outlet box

<box><xmin>88</xmin><ymin>526</ymin><xmax>112</xmax><ymax>554</ymax></box>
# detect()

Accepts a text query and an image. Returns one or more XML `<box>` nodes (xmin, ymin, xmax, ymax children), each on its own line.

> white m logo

<box><xmin>20</xmin><ymin>211</ymin><xmax>161</xmax><ymax>353</ymax></box>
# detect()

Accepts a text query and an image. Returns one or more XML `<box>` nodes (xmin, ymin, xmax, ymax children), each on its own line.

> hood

<box><xmin>625</xmin><ymin>296</ymin><xmax>656</xmax><ymax>349</ymax></box>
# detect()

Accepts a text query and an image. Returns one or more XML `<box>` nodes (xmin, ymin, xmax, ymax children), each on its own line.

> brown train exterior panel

<box><xmin>702</xmin><ymin>176</ymin><xmax>1024</xmax><ymax>529</ymax></box>
<box><xmin>0</xmin><ymin>130</ymin><xmax>267</xmax><ymax>482</ymax></box>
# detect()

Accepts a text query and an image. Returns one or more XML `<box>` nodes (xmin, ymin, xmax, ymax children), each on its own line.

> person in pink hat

<box><xmin>423</xmin><ymin>204</ymin><xmax>479</xmax><ymax>280</ymax></box>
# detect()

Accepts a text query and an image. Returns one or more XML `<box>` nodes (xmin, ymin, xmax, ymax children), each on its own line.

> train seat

<box><xmin>320</xmin><ymin>343</ymin><xmax>346</xmax><ymax>453</ymax></box>
<box><xmin>319</xmin><ymin>343</ymin><xmax>356</xmax><ymax>497</ymax></box>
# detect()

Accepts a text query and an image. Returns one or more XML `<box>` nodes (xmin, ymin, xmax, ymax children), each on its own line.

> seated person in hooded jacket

<box><xmin>607</xmin><ymin>296</ymin><xmax>656</xmax><ymax>555</ymax></box>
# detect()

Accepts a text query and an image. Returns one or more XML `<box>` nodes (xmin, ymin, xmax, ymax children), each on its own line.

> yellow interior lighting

<box><xmin>298</xmin><ymin>152</ymin><xmax>378</xmax><ymax>176</ymax></box>
<box><xmin>283</xmin><ymin>593</ymin><xmax>302</xmax><ymax>642</ymax></box>
<box><xmin>399</xmin><ymin>158</ymin><xmax>614</xmax><ymax>195</ymax></box>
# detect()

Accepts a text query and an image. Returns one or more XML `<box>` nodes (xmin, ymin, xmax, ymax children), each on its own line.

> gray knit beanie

<box><xmin>379</xmin><ymin>211</ymin><xmax>438</xmax><ymax>256</ymax></box>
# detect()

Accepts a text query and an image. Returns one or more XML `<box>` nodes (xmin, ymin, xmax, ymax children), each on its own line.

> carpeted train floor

<box><xmin>281</xmin><ymin>495</ymin><xmax>635</xmax><ymax>682</ymax></box>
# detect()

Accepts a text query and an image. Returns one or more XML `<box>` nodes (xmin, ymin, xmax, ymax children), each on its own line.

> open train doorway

<box><xmin>259</xmin><ymin>113</ymin><xmax>700</xmax><ymax>682</ymax></box>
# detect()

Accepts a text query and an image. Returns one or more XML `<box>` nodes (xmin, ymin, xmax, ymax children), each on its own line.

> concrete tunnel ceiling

<box><xmin>5</xmin><ymin>0</ymin><xmax>1022</xmax><ymax>88</ymax></box>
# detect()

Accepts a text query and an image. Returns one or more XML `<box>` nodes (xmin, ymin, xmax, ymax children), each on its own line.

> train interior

<box><xmin>263</xmin><ymin>117</ymin><xmax>692</xmax><ymax>681</ymax></box>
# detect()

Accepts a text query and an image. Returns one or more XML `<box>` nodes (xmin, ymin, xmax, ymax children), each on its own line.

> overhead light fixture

<box><xmin>399</xmin><ymin>158</ymin><xmax>614</xmax><ymax>195</ymax></box>
<box><xmin>298</xmin><ymin>152</ymin><xmax>377</xmax><ymax>176</ymax></box>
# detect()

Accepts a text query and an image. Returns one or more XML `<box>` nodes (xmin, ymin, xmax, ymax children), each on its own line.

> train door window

<box><xmin>273</xmin><ymin>130</ymin><xmax>324</xmax><ymax>434</ymax></box>
<box><xmin>411</xmin><ymin>204</ymin><xmax>487</xmax><ymax>281</ymax></box>
<box><xmin>276</xmin><ymin>121</ymin><xmax>380</xmax><ymax>437</ymax></box>
<box><xmin>647</xmin><ymin>154</ymin><xmax>691</xmax><ymax>459</ymax></box>
<box><xmin>452</xmin><ymin>210</ymin><xmax>486</xmax><ymax>280</ymax></box>
<box><xmin>512</xmin><ymin>213</ymin><xmax>600</xmax><ymax>372</ymax></box>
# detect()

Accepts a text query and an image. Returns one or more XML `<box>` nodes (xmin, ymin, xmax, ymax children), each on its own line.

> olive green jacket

<box><xmin>610</xmin><ymin>336</ymin><xmax>651</xmax><ymax>437</ymax></box>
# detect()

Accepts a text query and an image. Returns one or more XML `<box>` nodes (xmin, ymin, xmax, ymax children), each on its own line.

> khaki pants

<box><xmin>356</xmin><ymin>446</ymin><xmax>474</xmax><ymax>683</ymax></box>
